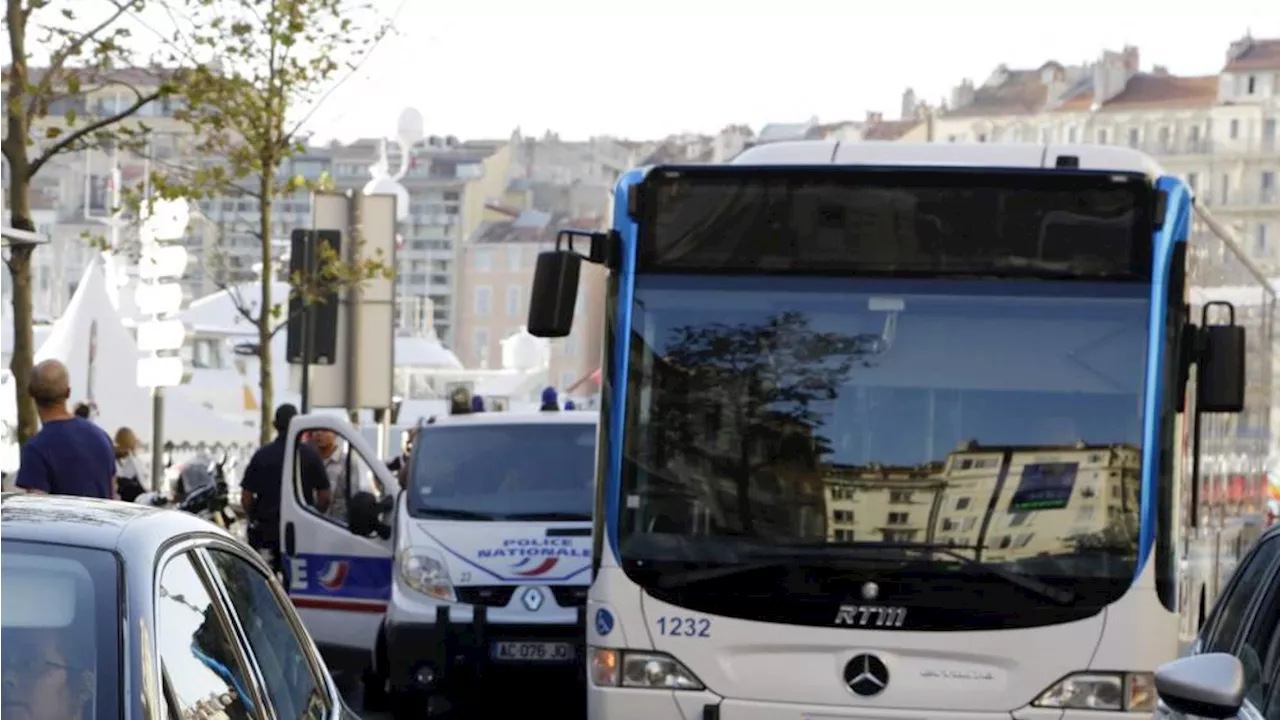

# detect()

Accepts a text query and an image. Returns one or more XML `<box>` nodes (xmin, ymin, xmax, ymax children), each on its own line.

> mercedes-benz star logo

<box><xmin>844</xmin><ymin>654</ymin><xmax>889</xmax><ymax>697</ymax></box>
<box><xmin>521</xmin><ymin>587</ymin><xmax>545</xmax><ymax>612</ymax></box>
<box><xmin>861</xmin><ymin>581</ymin><xmax>879</xmax><ymax>601</ymax></box>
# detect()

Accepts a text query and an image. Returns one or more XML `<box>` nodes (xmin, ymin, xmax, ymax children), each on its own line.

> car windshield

<box><xmin>408</xmin><ymin>422</ymin><xmax>597</xmax><ymax>520</ymax></box>
<box><xmin>1</xmin><ymin>540</ymin><xmax>121</xmax><ymax>720</ymax></box>
<box><xmin>618</xmin><ymin>275</ymin><xmax>1149</xmax><ymax>623</ymax></box>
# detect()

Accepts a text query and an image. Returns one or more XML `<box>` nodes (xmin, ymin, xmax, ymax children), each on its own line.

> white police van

<box><xmin>280</xmin><ymin>408</ymin><xmax>597</xmax><ymax>718</ymax></box>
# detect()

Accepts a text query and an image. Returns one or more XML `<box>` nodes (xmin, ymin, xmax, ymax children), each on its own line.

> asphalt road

<box><xmin>332</xmin><ymin>670</ymin><xmax>383</xmax><ymax>718</ymax></box>
<box><xmin>335</xmin><ymin>671</ymin><xmax>584</xmax><ymax>719</ymax></box>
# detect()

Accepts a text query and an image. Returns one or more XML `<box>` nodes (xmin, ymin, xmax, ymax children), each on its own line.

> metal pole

<box><xmin>151</xmin><ymin>388</ymin><xmax>164</xmax><ymax>484</ymax></box>
<box><xmin>345</xmin><ymin>191</ymin><xmax>362</xmax><ymax>413</ymax></box>
<box><xmin>135</xmin><ymin>137</ymin><xmax>166</xmax><ymax>486</ymax></box>
<box><xmin>299</xmin><ymin>231</ymin><xmax>315</xmax><ymax>414</ymax></box>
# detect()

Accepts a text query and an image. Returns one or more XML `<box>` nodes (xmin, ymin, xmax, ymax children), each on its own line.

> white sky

<box><xmin>302</xmin><ymin>0</ymin><xmax>1279</xmax><ymax>142</ymax></box>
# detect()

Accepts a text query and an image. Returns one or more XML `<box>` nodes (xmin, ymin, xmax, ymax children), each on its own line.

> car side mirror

<box><xmin>349</xmin><ymin>491</ymin><xmax>391</xmax><ymax>539</ymax></box>
<box><xmin>528</xmin><ymin>250</ymin><xmax>580</xmax><ymax>338</ymax></box>
<box><xmin>1154</xmin><ymin>653</ymin><xmax>1245</xmax><ymax>719</ymax></box>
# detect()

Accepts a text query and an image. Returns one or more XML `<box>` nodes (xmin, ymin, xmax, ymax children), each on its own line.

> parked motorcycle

<box><xmin>133</xmin><ymin>452</ymin><xmax>238</xmax><ymax>532</ymax></box>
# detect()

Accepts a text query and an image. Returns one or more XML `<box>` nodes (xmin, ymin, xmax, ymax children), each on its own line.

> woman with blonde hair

<box><xmin>114</xmin><ymin>427</ymin><xmax>148</xmax><ymax>502</ymax></box>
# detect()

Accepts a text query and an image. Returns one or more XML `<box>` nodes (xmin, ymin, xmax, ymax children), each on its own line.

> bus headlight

<box><xmin>1033</xmin><ymin>672</ymin><xmax>1156</xmax><ymax>712</ymax></box>
<box><xmin>397</xmin><ymin>549</ymin><xmax>456</xmax><ymax>602</ymax></box>
<box><xmin>590</xmin><ymin>648</ymin><xmax>704</xmax><ymax>691</ymax></box>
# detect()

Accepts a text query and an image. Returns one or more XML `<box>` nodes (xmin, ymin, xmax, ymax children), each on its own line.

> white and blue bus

<box><xmin>528</xmin><ymin>142</ymin><xmax>1276</xmax><ymax>720</ymax></box>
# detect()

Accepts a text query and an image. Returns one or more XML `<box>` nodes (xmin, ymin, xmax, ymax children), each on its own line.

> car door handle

<box><xmin>284</xmin><ymin>522</ymin><xmax>296</xmax><ymax>556</ymax></box>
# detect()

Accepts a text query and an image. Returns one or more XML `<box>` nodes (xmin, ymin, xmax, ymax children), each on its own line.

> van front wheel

<box><xmin>362</xmin><ymin>632</ymin><xmax>391</xmax><ymax>712</ymax></box>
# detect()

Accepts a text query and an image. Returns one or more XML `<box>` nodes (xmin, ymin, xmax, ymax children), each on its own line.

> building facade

<box><xmin>928</xmin><ymin>35</ymin><xmax>1280</xmax><ymax>270</ymax></box>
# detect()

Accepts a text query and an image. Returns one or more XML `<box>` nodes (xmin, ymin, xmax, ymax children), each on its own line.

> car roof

<box><xmin>1</xmin><ymin>493</ymin><xmax>233</xmax><ymax>555</ymax></box>
<box><xmin>422</xmin><ymin>410</ymin><xmax>598</xmax><ymax>429</ymax></box>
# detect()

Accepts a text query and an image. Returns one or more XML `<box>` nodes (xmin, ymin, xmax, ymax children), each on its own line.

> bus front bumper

<box><xmin>588</xmin><ymin>687</ymin><xmax>1150</xmax><ymax>720</ymax></box>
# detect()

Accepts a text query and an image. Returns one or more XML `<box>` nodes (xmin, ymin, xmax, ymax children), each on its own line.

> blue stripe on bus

<box><xmin>1136</xmin><ymin>176</ymin><xmax>1192</xmax><ymax>580</ymax></box>
<box><xmin>605</xmin><ymin>169</ymin><xmax>647</xmax><ymax>564</ymax></box>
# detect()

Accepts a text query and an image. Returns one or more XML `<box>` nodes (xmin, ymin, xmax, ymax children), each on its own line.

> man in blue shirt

<box><xmin>16</xmin><ymin>360</ymin><xmax>116</xmax><ymax>498</ymax></box>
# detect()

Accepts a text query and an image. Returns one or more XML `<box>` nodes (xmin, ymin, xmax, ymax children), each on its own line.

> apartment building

<box><xmin>510</xmin><ymin>129</ymin><xmax>633</xmax><ymax>188</ymax></box>
<box><xmin>190</xmin><ymin>149</ymin><xmax>334</xmax><ymax>298</ymax></box>
<box><xmin>454</xmin><ymin>206</ymin><xmax>607</xmax><ymax>390</ymax></box>
<box><xmin>928</xmin><ymin>35</ymin><xmax>1280</xmax><ymax>269</ymax></box>
<box><xmin>327</xmin><ymin>137</ymin><xmax>511</xmax><ymax>345</ymax></box>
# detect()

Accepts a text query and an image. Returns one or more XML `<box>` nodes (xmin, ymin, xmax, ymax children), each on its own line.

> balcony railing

<box><xmin>1200</xmin><ymin>190</ymin><xmax>1279</xmax><ymax>209</ymax></box>
<box><xmin>1139</xmin><ymin>139</ymin><xmax>1216</xmax><ymax>156</ymax></box>
<box><xmin>1134</xmin><ymin>138</ymin><xmax>1279</xmax><ymax>157</ymax></box>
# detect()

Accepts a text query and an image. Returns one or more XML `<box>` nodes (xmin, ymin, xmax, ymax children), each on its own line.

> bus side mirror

<box><xmin>528</xmin><ymin>250</ymin><xmax>580</xmax><ymax>338</ymax></box>
<box><xmin>1198</xmin><ymin>324</ymin><xmax>1246</xmax><ymax>413</ymax></box>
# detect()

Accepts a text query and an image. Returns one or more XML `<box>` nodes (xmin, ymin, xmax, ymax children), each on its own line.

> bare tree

<box><xmin>146</xmin><ymin>0</ymin><xmax>391</xmax><ymax>443</ymax></box>
<box><xmin>4</xmin><ymin>0</ymin><xmax>181</xmax><ymax>444</ymax></box>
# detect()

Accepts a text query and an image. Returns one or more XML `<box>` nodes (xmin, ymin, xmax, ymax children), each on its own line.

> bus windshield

<box><xmin>408</xmin><ymin>423</ymin><xmax>596</xmax><ymax>521</ymax></box>
<box><xmin>617</xmin><ymin>275</ymin><xmax>1150</xmax><ymax>627</ymax></box>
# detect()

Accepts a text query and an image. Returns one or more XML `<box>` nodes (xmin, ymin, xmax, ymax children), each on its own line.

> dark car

<box><xmin>0</xmin><ymin>493</ymin><xmax>358</xmax><ymax>720</ymax></box>
<box><xmin>1155</xmin><ymin>523</ymin><xmax>1280</xmax><ymax>719</ymax></box>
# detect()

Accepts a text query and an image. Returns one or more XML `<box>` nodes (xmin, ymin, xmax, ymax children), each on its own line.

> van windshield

<box><xmin>407</xmin><ymin>423</ymin><xmax>596</xmax><ymax>520</ymax></box>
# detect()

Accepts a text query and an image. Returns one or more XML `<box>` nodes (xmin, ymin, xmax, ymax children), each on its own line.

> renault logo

<box><xmin>844</xmin><ymin>654</ymin><xmax>889</xmax><ymax>697</ymax></box>
<box><xmin>521</xmin><ymin>587</ymin><xmax>545</xmax><ymax>612</ymax></box>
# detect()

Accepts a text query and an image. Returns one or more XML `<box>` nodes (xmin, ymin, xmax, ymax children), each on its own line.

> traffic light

<box><xmin>286</xmin><ymin>229</ymin><xmax>342</xmax><ymax>365</ymax></box>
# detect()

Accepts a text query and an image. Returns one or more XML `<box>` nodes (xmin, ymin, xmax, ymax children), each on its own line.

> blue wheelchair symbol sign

<box><xmin>594</xmin><ymin>608</ymin><xmax>615</xmax><ymax>637</ymax></box>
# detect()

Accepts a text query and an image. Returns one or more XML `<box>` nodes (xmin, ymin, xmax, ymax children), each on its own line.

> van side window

<box><xmin>291</xmin><ymin>432</ymin><xmax>333</xmax><ymax>519</ymax></box>
<box><xmin>1204</xmin><ymin>536</ymin><xmax>1280</xmax><ymax>655</ymax></box>
<box><xmin>295</xmin><ymin>430</ymin><xmax>384</xmax><ymax>527</ymax></box>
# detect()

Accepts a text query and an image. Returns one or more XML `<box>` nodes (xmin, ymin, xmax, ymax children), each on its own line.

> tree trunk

<box><xmin>4</xmin><ymin>0</ymin><xmax>38</xmax><ymax>445</ymax></box>
<box><xmin>257</xmin><ymin>177</ymin><xmax>275</xmax><ymax>444</ymax></box>
<box><xmin>6</xmin><ymin>244</ymin><xmax>38</xmax><ymax>444</ymax></box>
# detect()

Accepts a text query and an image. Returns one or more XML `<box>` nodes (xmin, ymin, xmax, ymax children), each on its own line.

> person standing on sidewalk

<box><xmin>15</xmin><ymin>360</ymin><xmax>115</xmax><ymax>498</ymax></box>
<box><xmin>113</xmin><ymin>427</ymin><xmax>149</xmax><ymax>502</ymax></box>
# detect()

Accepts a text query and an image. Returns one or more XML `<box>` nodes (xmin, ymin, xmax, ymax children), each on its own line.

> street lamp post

<box><xmin>137</xmin><ymin>199</ymin><xmax>194</xmax><ymax>481</ymax></box>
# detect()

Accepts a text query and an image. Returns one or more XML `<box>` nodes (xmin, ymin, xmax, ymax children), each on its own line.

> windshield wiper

<box><xmin>503</xmin><ymin>512</ymin><xmax>592</xmax><ymax>521</ymax></box>
<box><xmin>804</xmin><ymin>541</ymin><xmax>1076</xmax><ymax>605</ymax></box>
<box><xmin>655</xmin><ymin>559</ymin><xmax>820</xmax><ymax>589</ymax></box>
<box><xmin>655</xmin><ymin>542</ymin><xmax>1074</xmax><ymax>604</ymax></box>
<box><xmin>410</xmin><ymin>506</ymin><xmax>498</xmax><ymax>521</ymax></box>
<box><xmin>971</xmin><ymin>258</ymin><xmax>1144</xmax><ymax>281</ymax></box>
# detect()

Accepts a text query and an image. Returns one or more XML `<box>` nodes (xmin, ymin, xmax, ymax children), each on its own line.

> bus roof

<box><xmin>731</xmin><ymin>141</ymin><xmax>1166</xmax><ymax>177</ymax></box>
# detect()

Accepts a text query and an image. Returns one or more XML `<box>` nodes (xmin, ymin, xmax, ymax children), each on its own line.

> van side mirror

<box><xmin>1154</xmin><ymin>653</ymin><xmax>1245</xmax><ymax>719</ymax></box>
<box><xmin>1197</xmin><ymin>302</ymin><xmax>1246</xmax><ymax>413</ymax></box>
<box><xmin>528</xmin><ymin>250</ymin><xmax>580</xmax><ymax>338</ymax></box>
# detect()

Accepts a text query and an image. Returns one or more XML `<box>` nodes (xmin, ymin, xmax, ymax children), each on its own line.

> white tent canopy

<box><xmin>182</xmin><ymin>281</ymin><xmax>465</xmax><ymax>369</ymax></box>
<box><xmin>396</xmin><ymin>331</ymin><xmax>462</xmax><ymax>369</ymax></box>
<box><xmin>35</xmin><ymin>259</ymin><xmax>256</xmax><ymax>446</ymax></box>
<box><xmin>181</xmin><ymin>281</ymin><xmax>290</xmax><ymax>335</ymax></box>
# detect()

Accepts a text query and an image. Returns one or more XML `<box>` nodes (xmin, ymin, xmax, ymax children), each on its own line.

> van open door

<box><xmin>281</xmin><ymin>413</ymin><xmax>397</xmax><ymax>675</ymax></box>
